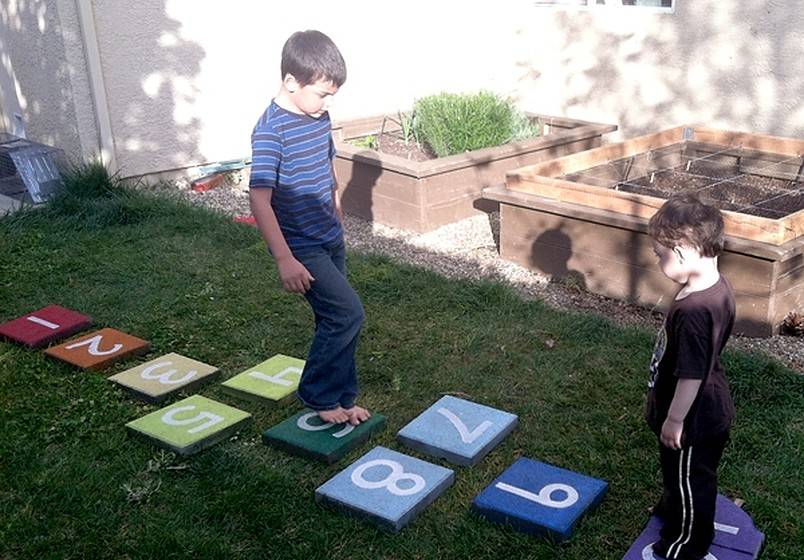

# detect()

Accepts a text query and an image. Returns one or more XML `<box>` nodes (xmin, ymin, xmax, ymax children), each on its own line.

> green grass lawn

<box><xmin>1</xmin><ymin>168</ymin><xmax>802</xmax><ymax>559</ymax></box>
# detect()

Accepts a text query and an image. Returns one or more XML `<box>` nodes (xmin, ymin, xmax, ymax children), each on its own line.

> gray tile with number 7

<box><xmin>397</xmin><ymin>395</ymin><xmax>518</xmax><ymax>466</ymax></box>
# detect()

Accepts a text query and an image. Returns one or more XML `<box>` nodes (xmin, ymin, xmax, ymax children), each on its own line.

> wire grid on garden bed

<box><xmin>560</xmin><ymin>142</ymin><xmax>804</xmax><ymax>219</ymax></box>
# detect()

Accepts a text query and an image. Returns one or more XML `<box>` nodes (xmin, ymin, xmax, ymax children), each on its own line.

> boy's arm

<box><xmin>661</xmin><ymin>378</ymin><xmax>703</xmax><ymax>449</ymax></box>
<box><xmin>249</xmin><ymin>189</ymin><xmax>314</xmax><ymax>293</ymax></box>
<box><xmin>331</xmin><ymin>161</ymin><xmax>343</xmax><ymax>222</ymax></box>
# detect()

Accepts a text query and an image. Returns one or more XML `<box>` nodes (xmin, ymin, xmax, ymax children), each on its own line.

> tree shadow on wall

<box><xmin>0</xmin><ymin>0</ymin><xmax>205</xmax><ymax>177</ymax></box>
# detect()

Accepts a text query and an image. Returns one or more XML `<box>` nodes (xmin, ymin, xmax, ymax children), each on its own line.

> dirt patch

<box><xmin>372</xmin><ymin>133</ymin><xmax>436</xmax><ymax>162</ymax></box>
<box><xmin>564</xmin><ymin>145</ymin><xmax>804</xmax><ymax>219</ymax></box>
<box><xmin>620</xmin><ymin>159</ymin><xmax>804</xmax><ymax>218</ymax></box>
<box><xmin>349</xmin><ymin>127</ymin><xmax>544</xmax><ymax>163</ymax></box>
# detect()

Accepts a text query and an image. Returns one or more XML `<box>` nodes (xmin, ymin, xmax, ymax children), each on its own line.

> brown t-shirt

<box><xmin>646</xmin><ymin>275</ymin><xmax>736</xmax><ymax>445</ymax></box>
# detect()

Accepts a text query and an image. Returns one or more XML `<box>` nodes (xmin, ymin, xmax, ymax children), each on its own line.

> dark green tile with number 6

<box><xmin>263</xmin><ymin>409</ymin><xmax>386</xmax><ymax>464</ymax></box>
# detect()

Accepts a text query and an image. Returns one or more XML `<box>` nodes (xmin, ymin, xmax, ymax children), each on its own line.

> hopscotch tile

<box><xmin>221</xmin><ymin>354</ymin><xmax>304</xmax><ymax>403</ymax></box>
<box><xmin>623</xmin><ymin>516</ymin><xmax>754</xmax><ymax>560</ymax></box>
<box><xmin>44</xmin><ymin>328</ymin><xmax>150</xmax><ymax>370</ymax></box>
<box><xmin>315</xmin><ymin>446</ymin><xmax>454</xmax><ymax>532</ymax></box>
<box><xmin>263</xmin><ymin>409</ymin><xmax>386</xmax><ymax>464</ymax></box>
<box><xmin>0</xmin><ymin>305</ymin><xmax>92</xmax><ymax>348</ymax></box>
<box><xmin>710</xmin><ymin>495</ymin><xmax>765</xmax><ymax>556</ymax></box>
<box><xmin>125</xmin><ymin>394</ymin><xmax>251</xmax><ymax>456</ymax></box>
<box><xmin>471</xmin><ymin>457</ymin><xmax>608</xmax><ymax>542</ymax></box>
<box><xmin>622</xmin><ymin>495</ymin><xmax>765</xmax><ymax>560</ymax></box>
<box><xmin>397</xmin><ymin>395</ymin><xmax>518</xmax><ymax>466</ymax></box>
<box><xmin>109</xmin><ymin>353</ymin><xmax>220</xmax><ymax>403</ymax></box>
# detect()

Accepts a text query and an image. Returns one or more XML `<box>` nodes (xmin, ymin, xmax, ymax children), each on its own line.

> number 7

<box><xmin>437</xmin><ymin>407</ymin><xmax>493</xmax><ymax>444</ymax></box>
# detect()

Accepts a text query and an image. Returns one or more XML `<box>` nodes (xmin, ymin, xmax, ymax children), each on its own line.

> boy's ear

<box><xmin>283</xmin><ymin>73</ymin><xmax>299</xmax><ymax>93</ymax></box>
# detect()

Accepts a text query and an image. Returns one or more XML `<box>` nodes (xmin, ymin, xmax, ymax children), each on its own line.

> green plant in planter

<box><xmin>398</xmin><ymin>111</ymin><xmax>419</xmax><ymax>146</ymax></box>
<box><xmin>412</xmin><ymin>91</ymin><xmax>541</xmax><ymax>158</ymax></box>
<box><xmin>350</xmin><ymin>134</ymin><xmax>378</xmax><ymax>150</ymax></box>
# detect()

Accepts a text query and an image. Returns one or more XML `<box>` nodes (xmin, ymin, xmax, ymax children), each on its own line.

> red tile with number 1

<box><xmin>0</xmin><ymin>305</ymin><xmax>93</xmax><ymax>348</ymax></box>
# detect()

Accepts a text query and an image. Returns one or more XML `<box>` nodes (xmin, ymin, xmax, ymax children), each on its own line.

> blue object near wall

<box><xmin>471</xmin><ymin>457</ymin><xmax>608</xmax><ymax>542</ymax></box>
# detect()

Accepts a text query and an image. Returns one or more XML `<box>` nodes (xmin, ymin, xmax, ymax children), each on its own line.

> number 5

<box><xmin>162</xmin><ymin>405</ymin><xmax>223</xmax><ymax>434</ymax></box>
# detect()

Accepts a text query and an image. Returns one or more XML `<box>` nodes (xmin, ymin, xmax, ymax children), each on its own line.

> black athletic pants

<box><xmin>654</xmin><ymin>431</ymin><xmax>730</xmax><ymax>560</ymax></box>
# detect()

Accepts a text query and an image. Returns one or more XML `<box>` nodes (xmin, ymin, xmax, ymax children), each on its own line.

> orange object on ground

<box><xmin>191</xmin><ymin>173</ymin><xmax>227</xmax><ymax>192</ymax></box>
<box><xmin>44</xmin><ymin>328</ymin><xmax>150</xmax><ymax>370</ymax></box>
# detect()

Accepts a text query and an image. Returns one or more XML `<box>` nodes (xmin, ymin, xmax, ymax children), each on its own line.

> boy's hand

<box><xmin>333</xmin><ymin>190</ymin><xmax>344</xmax><ymax>222</ymax></box>
<box><xmin>660</xmin><ymin>418</ymin><xmax>684</xmax><ymax>449</ymax></box>
<box><xmin>276</xmin><ymin>255</ymin><xmax>314</xmax><ymax>293</ymax></box>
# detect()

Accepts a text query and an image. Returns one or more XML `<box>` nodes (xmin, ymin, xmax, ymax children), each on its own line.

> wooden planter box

<box><xmin>485</xmin><ymin>126</ymin><xmax>804</xmax><ymax>336</ymax></box>
<box><xmin>332</xmin><ymin>114</ymin><xmax>617</xmax><ymax>232</ymax></box>
<box><xmin>504</xmin><ymin>126</ymin><xmax>804</xmax><ymax>245</ymax></box>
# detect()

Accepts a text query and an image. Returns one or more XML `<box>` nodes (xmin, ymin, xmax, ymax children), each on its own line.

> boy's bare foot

<box><xmin>317</xmin><ymin>406</ymin><xmax>350</xmax><ymax>424</ymax></box>
<box><xmin>344</xmin><ymin>405</ymin><xmax>371</xmax><ymax>426</ymax></box>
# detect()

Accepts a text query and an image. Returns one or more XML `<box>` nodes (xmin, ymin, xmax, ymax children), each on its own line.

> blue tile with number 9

<box><xmin>397</xmin><ymin>395</ymin><xmax>518</xmax><ymax>466</ymax></box>
<box><xmin>315</xmin><ymin>446</ymin><xmax>454</xmax><ymax>532</ymax></box>
<box><xmin>472</xmin><ymin>457</ymin><xmax>608</xmax><ymax>542</ymax></box>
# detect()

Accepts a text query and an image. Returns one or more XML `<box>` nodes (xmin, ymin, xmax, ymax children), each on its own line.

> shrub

<box><xmin>44</xmin><ymin>161</ymin><xmax>188</xmax><ymax>229</ymax></box>
<box><xmin>412</xmin><ymin>91</ymin><xmax>541</xmax><ymax>157</ymax></box>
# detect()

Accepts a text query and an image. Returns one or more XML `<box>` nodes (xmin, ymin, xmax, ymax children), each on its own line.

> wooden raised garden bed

<box><xmin>332</xmin><ymin>114</ymin><xmax>617</xmax><ymax>233</ymax></box>
<box><xmin>485</xmin><ymin>126</ymin><xmax>804</xmax><ymax>336</ymax></box>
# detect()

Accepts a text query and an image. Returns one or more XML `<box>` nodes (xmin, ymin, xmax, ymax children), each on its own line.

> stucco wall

<box><xmin>3</xmin><ymin>1</ymin><xmax>803</xmax><ymax>178</ymax></box>
<box><xmin>0</xmin><ymin>0</ymin><xmax>98</xmax><ymax>161</ymax></box>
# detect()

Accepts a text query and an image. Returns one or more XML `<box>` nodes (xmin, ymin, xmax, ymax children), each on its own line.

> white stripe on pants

<box><xmin>668</xmin><ymin>446</ymin><xmax>694</xmax><ymax>559</ymax></box>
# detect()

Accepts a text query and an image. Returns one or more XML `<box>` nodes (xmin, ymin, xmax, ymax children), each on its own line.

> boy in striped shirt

<box><xmin>249</xmin><ymin>30</ymin><xmax>370</xmax><ymax>426</ymax></box>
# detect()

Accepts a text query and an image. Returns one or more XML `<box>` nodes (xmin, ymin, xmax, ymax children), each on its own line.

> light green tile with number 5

<box><xmin>126</xmin><ymin>395</ymin><xmax>251</xmax><ymax>456</ymax></box>
<box><xmin>221</xmin><ymin>354</ymin><xmax>305</xmax><ymax>403</ymax></box>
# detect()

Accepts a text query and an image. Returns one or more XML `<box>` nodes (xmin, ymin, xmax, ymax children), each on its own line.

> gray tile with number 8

<box><xmin>315</xmin><ymin>446</ymin><xmax>454</xmax><ymax>532</ymax></box>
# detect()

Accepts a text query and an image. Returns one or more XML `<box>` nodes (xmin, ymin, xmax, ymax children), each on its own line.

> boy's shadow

<box><xmin>529</xmin><ymin>225</ymin><xmax>587</xmax><ymax>290</ymax></box>
<box><xmin>340</xmin><ymin>151</ymin><xmax>384</xmax><ymax>223</ymax></box>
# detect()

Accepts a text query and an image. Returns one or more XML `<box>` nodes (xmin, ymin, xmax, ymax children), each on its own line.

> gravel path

<box><xmin>162</xmin><ymin>174</ymin><xmax>804</xmax><ymax>373</ymax></box>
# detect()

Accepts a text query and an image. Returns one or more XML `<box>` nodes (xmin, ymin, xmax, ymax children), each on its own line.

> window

<box><xmin>534</xmin><ymin>0</ymin><xmax>674</xmax><ymax>11</ymax></box>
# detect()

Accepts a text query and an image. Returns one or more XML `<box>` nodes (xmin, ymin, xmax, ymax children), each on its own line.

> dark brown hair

<box><xmin>281</xmin><ymin>30</ymin><xmax>346</xmax><ymax>87</ymax></box>
<box><xmin>648</xmin><ymin>193</ymin><xmax>725</xmax><ymax>257</ymax></box>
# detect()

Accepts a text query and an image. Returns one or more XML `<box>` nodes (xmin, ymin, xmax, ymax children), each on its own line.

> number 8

<box><xmin>351</xmin><ymin>459</ymin><xmax>426</xmax><ymax>496</ymax></box>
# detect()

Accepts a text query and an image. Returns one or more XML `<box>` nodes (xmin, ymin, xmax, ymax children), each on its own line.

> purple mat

<box><xmin>622</xmin><ymin>495</ymin><xmax>764</xmax><ymax>559</ymax></box>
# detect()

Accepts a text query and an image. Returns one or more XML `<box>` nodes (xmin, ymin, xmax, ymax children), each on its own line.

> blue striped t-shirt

<box><xmin>249</xmin><ymin>101</ymin><xmax>342</xmax><ymax>250</ymax></box>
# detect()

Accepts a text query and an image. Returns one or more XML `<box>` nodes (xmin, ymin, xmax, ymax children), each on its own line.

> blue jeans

<box><xmin>292</xmin><ymin>238</ymin><xmax>364</xmax><ymax>410</ymax></box>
